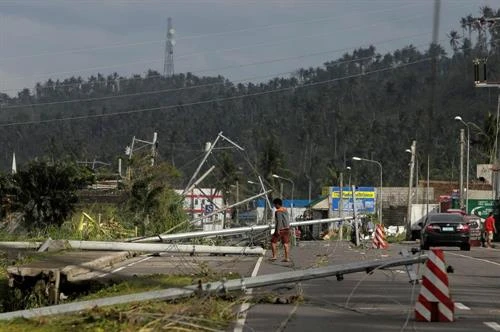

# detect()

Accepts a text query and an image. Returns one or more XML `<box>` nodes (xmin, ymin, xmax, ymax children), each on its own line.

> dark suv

<box><xmin>420</xmin><ymin>213</ymin><xmax>470</xmax><ymax>251</ymax></box>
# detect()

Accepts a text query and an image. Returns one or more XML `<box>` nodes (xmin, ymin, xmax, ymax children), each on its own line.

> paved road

<box><xmin>74</xmin><ymin>240</ymin><xmax>500</xmax><ymax>331</ymax></box>
<box><xmin>237</xmin><ymin>241</ymin><xmax>500</xmax><ymax>332</ymax></box>
<box><xmin>95</xmin><ymin>252</ymin><xmax>259</xmax><ymax>280</ymax></box>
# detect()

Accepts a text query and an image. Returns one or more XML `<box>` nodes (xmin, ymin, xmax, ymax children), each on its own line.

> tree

<box><xmin>0</xmin><ymin>174</ymin><xmax>14</xmax><ymax>220</ymax></box>
<box><xmin>121</xmin><ymin>158</ymin><xmax>186</xmax><ymax>235</ymax></box>
<box><xmin>448</xmin><ymin>30</ymin><xmax>461</xmax><ymax>53</ymax></box>
<box><xmin>125</xmin><ymin>175</ymin><xmax>164</xmax><ymax>236</ymax></box>
<box><xmin>259</xmin><ymin>134</ymin><xmax>287</xmax><ymax>185</ymax></box>
<box><xmin>10</xmin><ymin>161</ymin><xmax>93</xmax><ymax>231</ymax></box>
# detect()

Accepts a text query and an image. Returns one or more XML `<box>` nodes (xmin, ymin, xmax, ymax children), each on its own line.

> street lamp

<box><xmin>352</xmin><ymin>157</ymin><xmax>383</xmax><ymax>223</ymax></box>
<box><xmin>454</xmin><ymin>115</ymin><xmax>470</xmax><ymax>213</ymax></box>
<box><xmin>272</xmin><ymin>174</ymin><xmax>295</xmax><ymax>222</ymax></box>
<box><xmin>346</xmin><ymin>166</ymin><xmax>352</xmax><ymax>190</ymax></box>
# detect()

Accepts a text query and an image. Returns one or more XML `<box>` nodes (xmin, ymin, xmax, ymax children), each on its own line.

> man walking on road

<box><xmin>270</xmin><ymin>198</ymin><xmax>291</xmax><ymax>262</ymax></box>
<box><xmin>484</xmin><ymin>212</ymin><xmax>497</xmax><ymax>248</ymax></box>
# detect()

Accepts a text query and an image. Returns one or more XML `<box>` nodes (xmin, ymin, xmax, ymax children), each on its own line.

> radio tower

<box><xmin>163</xmin><ymin>17</ymin><xmax>175</xmax><ymax>77</ymax></box>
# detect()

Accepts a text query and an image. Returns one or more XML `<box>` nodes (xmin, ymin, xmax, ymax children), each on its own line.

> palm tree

<box><xmin>447</xmin><ymin>30</ymin><xmax>461</xmax><ymax>54</ymax></box>
<box><xmin>480</xmin><ymin>6</ymin><xmax>494</xmax><ymax>18</ymax></box>
<box><xmin>460</xmin><ymin>17</ymin><xmax>468</xmax><ymax>38</ymax></box>
<box><xmin>466</xmin><ymin>14</ymin><xmax>475</xmax><ymax>41</ymax></box>
<box><xmin>127</xmin><ymin>176</ymin><xmax>164</xmax><ymax>236</ymax></box>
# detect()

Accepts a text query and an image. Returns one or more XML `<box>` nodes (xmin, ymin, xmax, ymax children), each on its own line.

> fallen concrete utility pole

<box><xmin>0</xmin><ymin>241</ymin><xmax>42</xmax><ymax>249</ymax></box>
<box><xmin>140</xmin><ymin>190</ymin><xmax>273</xmax><ymax>238</ymax></box>
<box><xmin>184</xmin><ymin>165</ymin><xmax>216</xmax><ymax>195</ymax></box>
<box><xmin>135</xmin><ymin>216</ymin><xmax>354</xmax><ymax>243</ymax></box>
<box><xmin>0</xmin><ymin>254</ymin><xmax>427</xmax><ymax>320</ymax></box>
<box><xmin>66</xmin><ymin>240</ymin><xmax>264</xmax><ymax>255</ymax></box>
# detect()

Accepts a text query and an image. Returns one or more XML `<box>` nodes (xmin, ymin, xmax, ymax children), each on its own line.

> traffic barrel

<box><xmin>415</xmin><ymin>248</ymin><xmax>454</xmax><ymax>322</ymax></box>
<box><xmin>372</xmin><ymin>224</ymin><xmax>388</xmax><ymax>249</ymax></box>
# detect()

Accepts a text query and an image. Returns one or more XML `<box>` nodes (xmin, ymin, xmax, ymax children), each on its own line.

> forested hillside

<box><xmin>1</xmin><ymin>9</ymin><xmax>500</xmax><ymax>198</ymax></box>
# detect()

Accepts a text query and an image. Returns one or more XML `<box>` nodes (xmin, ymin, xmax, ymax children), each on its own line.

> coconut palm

<box><xmin>448</xmin><ymin>30</ymin><xmax>461</xmax><ymax>53</ymax></box>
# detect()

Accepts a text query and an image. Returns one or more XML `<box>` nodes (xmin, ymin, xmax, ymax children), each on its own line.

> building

<box><xmin>175</xmin><ymin>188</ymin><xmax>228</xmax><ymax>230</ymax></box>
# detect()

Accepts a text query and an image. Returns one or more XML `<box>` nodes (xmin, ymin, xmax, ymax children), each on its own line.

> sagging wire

<box><xmin>399</xmin><ymin>249</ymin><xmax>424</xmax><ymax>332</ymax></box>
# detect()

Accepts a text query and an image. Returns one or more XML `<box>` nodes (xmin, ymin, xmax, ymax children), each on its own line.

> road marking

<box><xmin>233</xmin><ymin>253</ymin><xmax>264</xmax><ymax>332</ymax></box>
<box><xmin>448</xmin><ymin>252</ymin><xmax>500</xmax><ymax>267</ymax></box>
<box><xmin>277</xmin><ymin>302</ymin><xmax>299</xmax><ymax>332</ymax></box>
<box><xmin>99</xmin><ymin>256</ymin><xmax>154</xmax><ymax>278</ymax></box>
<box><xmin>454</xmin><ymin>302</ymin><xmax>470</xmax><ymax>310</ymax></box>
<box><xmin>484</xmin><ymin>322</ymin><xmax>500</xmax><ymax>331</ymax></box>
<box><xmin>250</xmin><ymin>255</ymin><xmax>264</xmax><ymax>278</ymax></box>
<box><xmin>111</xmin><ymin>256</ymin><xmax>153</xmax><ymax>273</ymax></box>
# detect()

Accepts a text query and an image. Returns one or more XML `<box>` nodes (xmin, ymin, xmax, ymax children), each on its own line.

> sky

<box><xmin>0</xmin><ymin>0</ymin><xmax>499</xmax><ymax>96</ymax></box>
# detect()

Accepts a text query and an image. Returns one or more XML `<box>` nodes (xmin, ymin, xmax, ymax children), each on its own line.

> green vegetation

<box><xmin>0</xmin><ymin>296</ymin><xmax>239</xmax><ymax>332</ymax></box>
<box><xmin>0</xmin><ymin>252</ymin><xmax>9</xmax><ymax>313</ymax></box>
<box><xmin>76</xmin><ymin>274</ymin><xmax>194</xmax><ymax>301</ymax></box>
<box><xmin>0</xmin><ymin>156</ymin><xmax>188</xmax><ymax>240</ymax></box>
<box><xmin>2</xmin><ymin>7</ymin><xmax>500</xmax><ymax>199</ymax></box>
<box><xmin>1</xmin><ymin>7</ymin><xmax>497</xmax><ymax>237</ymax></box>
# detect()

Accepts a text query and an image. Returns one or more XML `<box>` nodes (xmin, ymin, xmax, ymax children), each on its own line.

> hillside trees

<box><xmin>1</xmin><ymin>7</ymin><xmax>500</xmax><ymax>197</ymax></box>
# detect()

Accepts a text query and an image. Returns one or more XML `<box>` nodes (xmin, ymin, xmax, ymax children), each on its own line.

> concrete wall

<box><xmin>468</xmin><ymin>190</ymin><xmax>495</xmax><ymax>200</ymax></box>
<box><xmin>381</xmin><ymin>187</ymin><xmax>435</xmax><ymax>207</ymax></box>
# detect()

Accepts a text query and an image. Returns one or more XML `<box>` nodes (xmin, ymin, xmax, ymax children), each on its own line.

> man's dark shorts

<box><xmin>271</xmin><ymin>228</ymin><xmax>290</xmax><ymax>244</ymax></box>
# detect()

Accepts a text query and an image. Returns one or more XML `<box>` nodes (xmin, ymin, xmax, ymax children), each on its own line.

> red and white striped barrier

<box><xmin>372</xmin><ymin>224</ymin><xmax>388</xmax><ymax>249</ymax></box>
<box><xmin>415</xmin><ymin>249</ymin><xmax>454</xmax><ymax>322</ymax></box>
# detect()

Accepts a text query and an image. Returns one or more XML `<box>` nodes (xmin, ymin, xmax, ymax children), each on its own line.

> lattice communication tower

<box><xmin>163</xmin><ymin>17</ymin><xmax>175</xmax><ymax>77</ymax></box>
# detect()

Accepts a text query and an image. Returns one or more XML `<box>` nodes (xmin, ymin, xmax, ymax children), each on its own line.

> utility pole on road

<box><xmin>406</xmin><ymin>140</ymin><xmax>416</xmax><ymax>240</ymax></box>
<box><xmin>459</xmin><ymin>129</ymin><xmax>465</xmax><ymax>209</ymax></box>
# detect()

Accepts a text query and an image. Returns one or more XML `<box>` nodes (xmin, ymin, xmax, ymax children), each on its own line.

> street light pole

<box><xmin>405</xmin><ymin>141</ymin><xmax>416</xmax><ymax>240</ymax></box>
<box><xmin>455</xmin><ymin>116</ymin><xmax>470</xmax><ymax>213</ymax></box>
<box><xmin>272</xmin><ymin>174</ymin><xmax>295</xmax><ymax>222</ymax></box>
<box><xmin>352</xmin><ymin>157</ymin><xmax>383</xmax><ymax>224</ymax></box>
<box><xmin>346</xmin><ymin>166</ymin><xmax>352</xmax><ymax>190</ymax></box>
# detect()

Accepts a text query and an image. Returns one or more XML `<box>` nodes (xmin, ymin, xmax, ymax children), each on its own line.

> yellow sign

<box><xmin>331</xmin><ymin>191</ymin><xmax>375</xmax><ymax>199</ymax></box>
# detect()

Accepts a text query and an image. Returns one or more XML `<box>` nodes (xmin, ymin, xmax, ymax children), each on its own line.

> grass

<box><xmin>0</xmin><ymin>262</ymin><xmax>243</xmax><ymax>331</ymax></box>
<box><xmin>0</xmin><ymin>295</ymin><xmax>240</xmax><ymax>332</ymax></box>
<box><xmin>75</xmin><ymin>274</ymin><xmax>195</xmax><ymax>301</ymax></box>
<box><xmin>0</xmin><ymin>252</ymin><xmax>9</xmax><ymax>313</ymax></box>
<box><xmin>386</xmin><ymin>233</ymin><xmax>407</xmax><ymax>243</ymax></box>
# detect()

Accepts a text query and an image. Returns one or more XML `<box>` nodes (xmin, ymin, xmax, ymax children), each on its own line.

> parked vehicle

<box><xmin>420</xmin><ymin>213</ymin><xmax>470</xmax><ymax>251</ymax></box>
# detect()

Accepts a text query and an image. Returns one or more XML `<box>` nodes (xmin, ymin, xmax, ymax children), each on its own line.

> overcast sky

<box><xmin>0</xmin><ymin>0</ymin><xmax>498</xmax><ymax>96</ymax></box>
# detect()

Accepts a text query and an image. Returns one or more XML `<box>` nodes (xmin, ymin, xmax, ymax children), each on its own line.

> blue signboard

<box><xmin>331</xmin><ymin>186</ymin><xmax>376</xmax><ymax>213</ymax></box>
<box><xmin>204</xmin><ymin>204</ymin><xmax>214</xmax><ymax>214</ymax></box>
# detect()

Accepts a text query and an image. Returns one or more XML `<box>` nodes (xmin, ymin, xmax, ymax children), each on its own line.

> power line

<box><xmin>1</xmin><ymin>38</ymin><xmax>424</xmax><ymax>110</ymax></box>
<box><xmin>1</xmin><ymin>10</ymin><xmax>437</xmax><ymax>87</ymax></box>
<box><xmin>2</xmin><ymin>0</ymin><xmax>472</xmax><ymax>94</ymax></box>
<box><xmin>0</xmin><ymin>2</ymin><xmax>423</xmax><ymax>62</ymax></box>
<box><xmin>0</xmin><ymin>58</ymin><xmax>431</xmax><ymax>128</ymax></box>
<box><xmin>1</xmin><ymin>31</ymin><xmax>434</xmax><ymax>105</ymax></box>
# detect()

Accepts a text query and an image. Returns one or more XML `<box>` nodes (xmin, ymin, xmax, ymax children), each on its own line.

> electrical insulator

<box><xmin>474</xmin><ymin>62</ymin><xmax>479</xmax><ymax>83</ymax></box>
<box><xmin>473</xmin><ymin>59</ymin><xmax>487</xmax><ymax>83</ymax></box>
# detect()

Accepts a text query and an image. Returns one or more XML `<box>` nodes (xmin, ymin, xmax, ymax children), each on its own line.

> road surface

<box><xmin>236</xmin><ymin>241</ymin><xmax>500</xmax><ymax>332</ymax></box>
<box><xmin>37</xmin><ymin>239</ymin><xmax>498</xmax><ymax>331</ymax></box>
